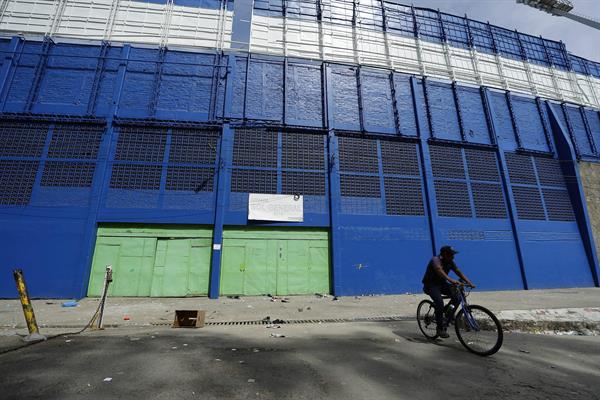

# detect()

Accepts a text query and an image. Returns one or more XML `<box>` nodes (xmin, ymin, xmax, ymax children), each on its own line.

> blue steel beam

<box><xmin>580</xmin><ymin>106</ymin><xmax>598</xmax><ymax>156</ymax></box>
<box><xmin>208</xmin><ymin>54</ymin><xmax>237</xmax><ymax>299</ymax></box>
<box><xmin>327</xmin><ymin>130</ymin><xmax>343</xmax><ymax>296</ymax></box>
<box><xmin>452</xmin><ymin>81</ymin><xmax>466</xmax><ymax>142</ymax></box>
<box><xmin>25</xmin><ymin>37</ymin><xmax>52</xmax><ymax>113</ymax></box>
<box><xmin>209</xmin><ymin>124</ymin><xmax>233</xmax><ymax>298</ymax></box>
<box><xmin>535</xmin><ymin>96</ymin><xmax>556</xmax><ymax>154</ymax></box>
<box><xmin>411</xmin><ymin>76</ymin><xmax>438</xmax><ymax>255</ymax></box>
<box><xmin>482</xmin><ymin>87</ymin><xmax>529</xmax><ymax>289</ymax></box>
<box><xmin>0</xmin><ymin>37</ymin><xmax>22</xmax><ymax>112</ymax></box>
<box><xmin>77</xmin><ymin>45</ymin><xmax>130</xmax><ymax>298</ymax></box>
<box><xmin>560</xmin><ymin>102</ymin><xmax>580</xmax><ymax>157</ymax></box>
<box><xmin>546</xmin><ymin>102</ymin><xmax>600</xmax><ymax>287</ymax></box>
<box><xmin>505</xmin><ymin>92</ymin><xmax>524</xmax><ymax>149</ymax></box>
<box><xmin>86</xmin><ymin>41</ymin><xmax>110</xmax><ymax>116</ymax></box>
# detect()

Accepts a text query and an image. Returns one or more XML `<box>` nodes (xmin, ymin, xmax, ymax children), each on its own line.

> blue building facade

<box><xmin>0</xmin><ymin>0</ymin><xmax>599</xmax><ymax>298</ymax></box>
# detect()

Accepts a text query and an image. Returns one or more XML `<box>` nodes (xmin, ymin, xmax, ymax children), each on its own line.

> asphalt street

<box><xmin>0</xmin><ymin>321</ymin><xmax>599</xmax><ymax>400</ymax></box>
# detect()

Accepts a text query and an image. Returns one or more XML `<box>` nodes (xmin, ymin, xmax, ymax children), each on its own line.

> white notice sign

<box><xmin>248</xmin><ymin>194</ymin><xmax>304</xmax><ymax>222</ymax></box>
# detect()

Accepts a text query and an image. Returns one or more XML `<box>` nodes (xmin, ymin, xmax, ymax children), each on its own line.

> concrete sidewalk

<box><xmin>1</xmin><ymin>287</ymin><xmax>599</xmax><ymax>336</ymax></box>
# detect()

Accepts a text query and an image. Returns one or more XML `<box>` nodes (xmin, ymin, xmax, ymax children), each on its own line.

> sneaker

<box><xmin>437</xmin><ymin>329</ymin><xmax>450</xmax><ymax>339</ymax></box>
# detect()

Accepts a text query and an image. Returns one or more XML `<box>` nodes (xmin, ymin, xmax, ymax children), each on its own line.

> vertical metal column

<box><xmin>412</xmin><ymin>76</ymin><xmax>438</xmax><ymax>255</ymax></box>
<box><xmin>482</xmin><ymin>88</ymin><xmax>528</xmax><ymax>289</ymax></box>
<box><xmin>78</xmin><ymin>45</ymin><xmax>131</xmax><ymax>298</ymax></box>
<box><xmin>545</xmin><ymin>102</ymin><xmax>600</xmax><ymax>287</ymax></box>
<box><xmin>209</xmin><ymin>124</ymin><xmax>233</xmax><ymax>299</ymax></box>
<box><xmin>0</xmin><ymin>36</ymin><xmax>22</xmax><ymax>111</ymax></box>
<box><xmin>208</xmin><ymin>55</ymin><xmax>237</xmax><ymax>299</ymax></box>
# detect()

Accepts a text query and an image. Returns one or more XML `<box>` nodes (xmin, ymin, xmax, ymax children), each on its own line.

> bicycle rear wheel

<box><xmin>417</xmin><ymin>300</ymin><xmax>438</xmax><ymax>339</ymax></box>
<box><xmin>454</xmin><ymin>305</ymin><xmax>503</xmax><ymax>356</ymax></box>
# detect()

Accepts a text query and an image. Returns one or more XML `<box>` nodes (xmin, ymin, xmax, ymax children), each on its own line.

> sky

<box><xmin>413</xmin><ymin>0</ymin><xmax>600</xmax><ymax>62</ymax></box>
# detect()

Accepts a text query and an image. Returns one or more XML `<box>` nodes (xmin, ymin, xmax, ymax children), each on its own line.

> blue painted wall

<box><xmin>0</xmin><ymin>37</ymin><xmax>598</xmax><ymax>298</ymax></box>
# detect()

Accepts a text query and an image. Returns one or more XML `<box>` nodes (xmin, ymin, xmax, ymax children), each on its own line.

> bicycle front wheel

<box><xmin>454</xmin><ymin>305</ymin><xmax>503</xmax><ymax>356</ymax></box>
<box><xmin>417</xmin><ymin>300</ymin><xmax>438</xmax><ymax>339</ymax></box>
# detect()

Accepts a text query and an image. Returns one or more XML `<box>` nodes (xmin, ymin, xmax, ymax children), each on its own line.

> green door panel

<box><xmin>89</xmin><ymin>225</ymin><xmax>212</xmax><ymax>297</ymax></box>
<box><xmin>309</xmin><ymin>242</ymin><xmax>330</xmax><ymax>294</ymax></box>
<box><xmin>220</xmin><ymin>228</ymin><xmax>330</xmax><ymax>296</ymax></box>
<box><xmin>188</xmin><ymin>239</ymin><xmax>212</xmax><ymax>295</ymax></box>
<box><xmin>220</xmin><ymin>244</ymin><xmax>246</xmax><ymax>295</ymax></box>
<box><xmin>88</xmin><ymin>236</ymin><xmax>157</xmax><ymax>296</ymax></box>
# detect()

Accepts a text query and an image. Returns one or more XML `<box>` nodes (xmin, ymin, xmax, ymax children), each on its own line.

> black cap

<box><xmin>440</xmin><ymin>245</ymin><xmax>459</xmax><ymax>255</ymax></box>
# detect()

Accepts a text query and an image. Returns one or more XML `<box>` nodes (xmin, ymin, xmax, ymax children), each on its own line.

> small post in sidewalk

<box><xmin>13</xmin><ymin>269</ymin><xmax>46</xmax><ymax>342</ymax></box>
<box><xmin>95</xmin><ymin>265</ymin><xmax>113</xmax><ymax>330</ymax></box>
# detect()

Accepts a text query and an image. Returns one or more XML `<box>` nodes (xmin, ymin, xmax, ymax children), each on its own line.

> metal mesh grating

<box><xmin>166</xmin><ymin>167</ymin><xmax>214</xmax><ymax>192</ymax></box>
<box><xmin>542</xmin><ymin>188</ymin><xmax>575</xmax><ymax>221</ymax></box>
<box><xmin>380</xmin><ymin>141</ymin><xmax>420</xmax><ymax>176</ymax></box>
<box><xmin>41</xmin><ymin>162</ymin><xmax>95</xmax><ymax>187</ymax></box>
<box><xmin>233</xmin><ymin>129</ymin><xmax>277</xmax><ymax>168</ymax></box>
<box><xmin>0</xmin><ymin>121</ymin><xmax>49</xmax><ymax>157</ymax></box>
<box><xmin>282</xmin><ymin>133</ymin><xmax>325</xmax><ymax>170</ymax></box>
<box><xmin>338</xmin><ymin>136</ymin><xmax>379</xmax><ymax>173</ymax></box>
<box><xmin>169</xmin><ymin>129</ymin><xmax>219</xmax><ymax>165</ymax></box>
<box><xmin>115</xmin><ymin>127</ymin><xmax>166</xmax><ymax>162</ymax></box>
<box><xmin>231</xmin><ymin>169</ymin><xmax>277</xmax><ymax>194</ymax></box>
<box><xmin>429</xmin><ymin>146</ymin><xmax>465</xmax><ymax>179</ymax></box>
<box><xmin>535</xmin><ymin>157</ymin><xmax>566</xmax><ymax>187</ymax></box>
<box><xmin>282</xmin><ymin>171</ymin><xmax>325</xmax><ymax>196</ymax></box>
<box><xmin>109</xmin><ymin>164</ymin><xmax>162</xmax><ymax>190</ymax></box>
<box><xmin>505</xmin><ymin>153</ymin><xmax>537</xmax><ymax>185</ymax></box>
<box><xmin>340</xmin><ymin>175</ymin><xmax>381</xmax><ymax>198</ymax></box>
<box><xmin>434</xmin><ymin>180</ymin><xmax>472</xmax><ymax>217</ymax></box>
<box><xmin>512</xmin><ymin>186</ymin><xmax>545</xmax><ymax>220</ymax></box>
<box><xmin>47</xmin><ymin>124</ymin><xmax>104</xmax><ymax>159</ymax></box>
<box><xmin>0</xmin><ymin>160</ymin><xmax>38</xmax><ymax>205</ymax></box>
<box><xmin>384</xmin><ymin>177</ymin><xmax>424</xmax><ymax>216</ymax></box>
<box><xmin>471</xmin><ymin>182</ymin><xmax>507</xmax><ymax>219</ymax></box>
<box><xmin>465</xmin><ymin>149</ymin><xmax>500</xmax><ymax>182</ymax></box>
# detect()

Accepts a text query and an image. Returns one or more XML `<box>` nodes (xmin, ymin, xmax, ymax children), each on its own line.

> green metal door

<box><xmin>88</xmin><ymin>225</ymin><xmax>212</xmax><ymax>297</ymax></box>
<box><xmin>220</xmin><ymin>228</ymin><xmax>330</xmax><ymax>296</ymax></box>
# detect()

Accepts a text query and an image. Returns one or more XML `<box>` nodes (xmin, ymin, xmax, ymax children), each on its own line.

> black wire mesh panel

<box><xmin>41</xmin><ymin>161</ymin><xmax>95</xmax><ymax>187</ymax></box>
<box><xmin>470</xmin><ymin>182</ymin><xmax>507</xmax><ymax>219</ymax></box>
<box><xmin>233</xmin><ymin>129</ymin><xmax>277</xmax><ymax>168</ymax></box>
<box><xmin>169</xmin><ymin>129</ymin><xmax>219</xmax><ymax>165</ymax></box>
<box><xmin>505</xmin><ymin>153</ymin><xmax>537</xmax><ymax>185</ymax></box>
<box><xmin>434</xmin><ymin>180</ymin><xmax>472</xmax><ymax>218</ymax></box>
<box><xmin>340</xmin><ymin>174</ymin><xmax>381</xmax><ymax>198</ymax></box>
<box><xmin>0</xmin><ymin>121</ymin><xmax>49</xmax><ymax>157</ymax></box>
<box><xmin>231</xmin><ymin>169</ymin><xmax>277</xmax><ymax>194</ymax></box>
<box><xmin>166</xmin><ymin>166</ymin><xmax>214</xmax><ymax>192</ymax></box>
<box><xmin>384</xmin><ymin>177</ymin><xmax>424</xmax><ymax>216</ymax></box>
<box><xmin>465</xmin><ymin>148</ymin><xmax>500</xmax><ymax>182</ymax></box>
<box><xmin>47</xmin><ymin>124</ymin><xmax>104</xmax><ymax>159</ymax></box>
<box><xmin>0</xmin><ymin>160</ymin><xmax>39</xmax><ymax>205</ymax></box>
<box><xmin>542</xmin><ymin>188</ymin><xmax>575</xmax><ymax>221</ymax></box>
<box><xmin>511</xmin><ymin>186</ymin><xmax>545</xmax><ymax>220</ymax></box>
<box><xmin>380</xmin><ymin>140</ymin><xmax>420</xmax><ymax>176</ymax></box>
<box><xmin>338</xmin><ymin>136</ymin><xmax>379</xmax><ymax>173</ymax></box>
<box><xmin>115</xmin><ymin>126</ymin><xmax>167</xmax><ymax>162</ymax></box>
<box><xmin>281</xmin><ymin>132</ymin><xmax>325</xmax><ymax>170</ymax></box>
<box><xmin>534</xmin><ymin>157</ymin><xmax>566</xmax><ymax>187</ymax></box>
<box><xmin>429</xmin><ymin>145</ymin><xmax>465</xmax><ymax>179</ymax></box>
<box><xmin>109</xmin><ymin>164</ymin><xmax>162</xmax><ymax>190</ymax></box>
<box><xmin>282</xmin><ymin>171</ymin><xmax>326</xmax><ymax>196</ymax></box>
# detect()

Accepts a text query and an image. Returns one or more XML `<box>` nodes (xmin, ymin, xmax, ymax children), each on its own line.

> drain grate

<box><xmin>150</xmin><ymin>315</ymin><xmax>409</xmax><ymax>327</ymax></box>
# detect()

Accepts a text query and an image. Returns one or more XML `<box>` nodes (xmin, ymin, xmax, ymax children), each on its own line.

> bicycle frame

<box><xmin>453</xmin><ymin>286</ymin><xmax>480</xmax><ymax>331</ymax></box>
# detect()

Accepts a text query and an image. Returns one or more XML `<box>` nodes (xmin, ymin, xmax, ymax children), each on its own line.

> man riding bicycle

<box><xmin>422</xmin><ymin>245</ymin><xmax>475</xmax><ymax>339</ymax></box>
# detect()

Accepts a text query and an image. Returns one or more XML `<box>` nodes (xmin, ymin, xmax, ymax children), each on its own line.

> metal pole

<box><xmin>96</xmin><ymin>265</ymin><xmax>113</xmax><ymax>329</ymax></box>
<box><xmin>13</xmin><ymin>269</ymin><xmax>46</xmax><ymax>342</ymax></box>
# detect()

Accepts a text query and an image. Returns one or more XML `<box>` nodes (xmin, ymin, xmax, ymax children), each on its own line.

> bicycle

<box><xmin>416</xmin><ymin>284</ymin><xmax>503</xmax><ymax>356</ymax></box>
